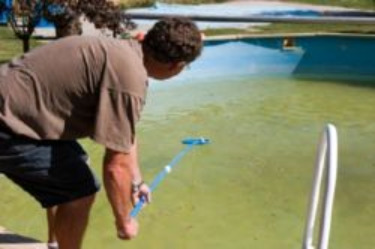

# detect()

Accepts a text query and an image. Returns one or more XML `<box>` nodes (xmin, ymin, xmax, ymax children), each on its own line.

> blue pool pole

<box><xmin>130</xmin><ymin>137</ymin><xmax>210</xmax><ymax>218</ymax></box>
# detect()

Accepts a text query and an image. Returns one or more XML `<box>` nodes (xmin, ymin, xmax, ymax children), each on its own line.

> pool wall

<box><xmin>290</xmin><ymin>35</ymin><xmax>375</xmax><ymax>80</ymax></box>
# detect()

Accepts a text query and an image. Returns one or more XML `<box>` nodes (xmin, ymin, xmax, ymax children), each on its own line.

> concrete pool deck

<box><xmin>0</xmin><ymin>226</ymin><xmax>48</xmax><ymax>249</ymax></box>
<box><xmin>33</xmin><ymin>0</ymin><xmax>361</xmax><ymax>38</ymax></box>
<box><xmin>226</xmin><ymin>0</ymin><xmax>351</xmax><ymax>11</ymax></box>
<box><xmin>125</xmin><ymin>0</ymin><xmax>363</xmax><ymax>32</ymax></box>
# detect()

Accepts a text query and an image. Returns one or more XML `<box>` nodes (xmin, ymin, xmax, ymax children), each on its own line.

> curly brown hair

<box><xmin>142</xmin><ymin>17</ymin><xmax>203</xmax><ymax>64</ymax></box>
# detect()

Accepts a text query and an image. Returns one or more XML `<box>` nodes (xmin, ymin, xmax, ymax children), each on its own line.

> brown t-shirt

<box><xmin>0</xmin><ymin>35</ymin><xmax>148</xmax><ymax>152</ymax></box>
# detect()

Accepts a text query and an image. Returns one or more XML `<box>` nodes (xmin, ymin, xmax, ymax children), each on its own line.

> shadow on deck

<box><xmin>0</xmin><ymin>227</ymin><xmax>48</xmax><ymax>249</ymax></box>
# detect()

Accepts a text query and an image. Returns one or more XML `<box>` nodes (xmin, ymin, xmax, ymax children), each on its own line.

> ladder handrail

<box><xmin>302</xmin><ymin>124</ymin><xmax>338</xmax><ymax>249</ymax></box>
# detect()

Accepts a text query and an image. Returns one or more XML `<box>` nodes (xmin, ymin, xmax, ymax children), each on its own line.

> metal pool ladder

<box><xmin>302</xmin><ymin>124</ymin><xmax>338</xmax><ymax>249</ymax></box>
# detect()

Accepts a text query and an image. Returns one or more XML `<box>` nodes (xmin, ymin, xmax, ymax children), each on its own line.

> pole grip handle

<box><xmin>130</xmin><ymin>196</ymin><xmax>146</xmax><ymax>218</ymax></box>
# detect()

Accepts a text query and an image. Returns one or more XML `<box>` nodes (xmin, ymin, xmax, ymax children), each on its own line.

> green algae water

<box><xmin>1</xmin><ymin>75</ymin><xmax>375</xmax><ymax>249</ymax></box>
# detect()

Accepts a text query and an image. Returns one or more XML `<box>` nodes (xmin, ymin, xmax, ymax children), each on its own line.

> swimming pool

<box><xmin>1</xmin><ymin>36</ymin><xmax>375</xmax><ymax>249</ymax></box>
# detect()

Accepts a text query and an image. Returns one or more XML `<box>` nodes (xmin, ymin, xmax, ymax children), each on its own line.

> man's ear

<box><xmin>168</xmin><ymin>61</ymin><xmax>186</xmax><ymax>70</ymax></box>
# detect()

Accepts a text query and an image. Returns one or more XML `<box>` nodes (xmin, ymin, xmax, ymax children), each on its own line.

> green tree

<box><xmin>0</xmin><ymin>1</ymin><xmax>6</xmax><ymax>11</ymax></box>
<box><xmin>8</xmin><ymin>0</ymin><xmax>43</xmax><ymax>52</ymax></box>
<box><xmin>8</xmin><ymin>0</ymin><xmax>135</xmax><ymax>52</ymax></box>
<box><xmin>43</xmin><ymin>0</ymin><xmax>135</xmax><ymax>38</ymax></box>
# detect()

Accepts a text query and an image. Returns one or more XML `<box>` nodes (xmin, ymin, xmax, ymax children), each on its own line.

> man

<box><xmin>0</xmin><ymin>17</ymin><xmax>203</xmax><ymax>249</ymax></box>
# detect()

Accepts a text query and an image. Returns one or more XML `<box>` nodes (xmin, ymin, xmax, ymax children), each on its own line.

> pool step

<box><xmin>0</xmin><ymin>226</ymin><xmax>48</xmax><ymax>249</ymax></box>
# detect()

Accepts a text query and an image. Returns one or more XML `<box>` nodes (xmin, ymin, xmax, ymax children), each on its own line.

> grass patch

<box><xmin>153</xmin><ymin>0</ymin><xmax>227</xmax><ymax>3</ymax></box>
<box><xmin>119</xmin><ymin>0</ymin><xmax>154</xmax><ymax>8</ymax></box>
<box><xmin>202</xmin><ymin>27</ymin><xmax>254</xmax><ymax>36</ymax></box>
<box><xmin>118</xmin><ymin>0</ymin><xmax>375</xmax><ymax>9</ymax></box>
<box><xmin>0</xmin><ymin>25</ymin><xmax>42</xmax><ymax>63</ymax></box>
<box><xmin>0</xmin><ymin>25</ymin><xmax>23</xmax><ymax>63</ymax></box>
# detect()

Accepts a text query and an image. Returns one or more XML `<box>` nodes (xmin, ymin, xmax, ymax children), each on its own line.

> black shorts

<box><xmin>0</xmin><ymin>125</ymin><xmax>101</xmax><ymax>208</ymax></box>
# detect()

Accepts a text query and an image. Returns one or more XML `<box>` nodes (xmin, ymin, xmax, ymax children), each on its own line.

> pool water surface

<box><xmin>1</xmin><ymin>38</ymin><xmax>375</xmax><ymax>249</ymax></box>
<box><xmin>1</xmin><ymin>74</ymin><xmax>375</xmax><ymax>249</ymax></box>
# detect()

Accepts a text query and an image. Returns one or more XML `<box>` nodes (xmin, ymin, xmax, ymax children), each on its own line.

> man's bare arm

<box><xmin>102</xmin><ymin>141</ymin><xmax>141</xmax><ymax>239</ymax></box>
